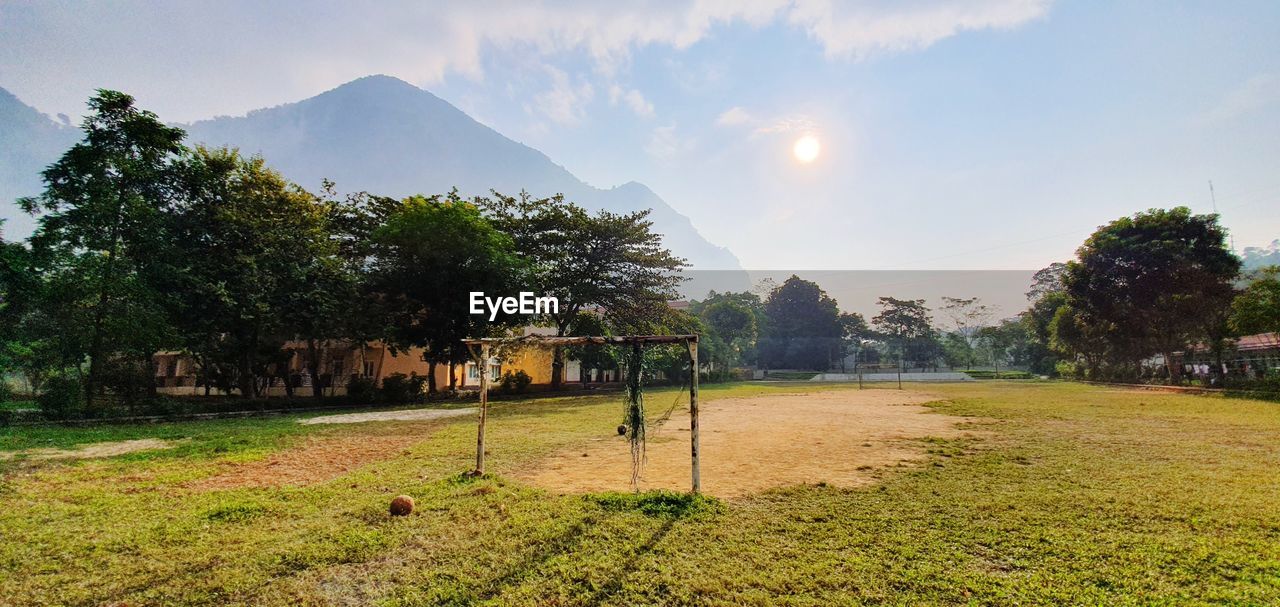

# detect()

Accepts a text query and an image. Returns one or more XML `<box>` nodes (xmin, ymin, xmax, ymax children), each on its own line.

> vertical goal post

<box><xmin>462</xmin><ymin>334</ymin><xmax>701</xmax><ymax>493</ymax></box>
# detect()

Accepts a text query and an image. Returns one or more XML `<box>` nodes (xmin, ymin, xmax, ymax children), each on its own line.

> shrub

<box><xmin>379</xmin><ymin>372</ymin><xmax>426</xmax><ymax>404</ymax></box>
<box><xmin>99</xmin><ymin>358</ymin><xmax>154</xmax><ymax>410</ymax></box>
<box><xmin>498</xmin><ymin>370</ymin><xmax>532</xmax><ymax>394</ymax></box>
<box><xmin>346</xmin><ymin>376</ymin><xmax>376</xmax><ymax>403</ymax></box>
<box><xmin>0</xmin><ymin>378</ymin><xmax>12</xmax><ymax>403</ymax></box>
<box><xmin>38</xmin><ymin>375</ymin><xmax>85</xmax><ymax>420</ymax></box>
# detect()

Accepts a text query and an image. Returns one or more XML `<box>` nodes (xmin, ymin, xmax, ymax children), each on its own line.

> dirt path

<box><xmin>300</xmin><ymin>407</ymin><xmax>476</xmax><ymax>425</ymax></box>
<box><xmin>0</xmin><ymin>438</ymin><xmax>178</xmax><ymax>461</ymax></box>
<box><xmin>190</xmin><ymin>433</ymin><xmax>430</xmax><ymax>490</ymax></box>
<box><xmin>518</xmin><ymin>389</ymin><xmax>977</xmax><ymax>498</ymax></box>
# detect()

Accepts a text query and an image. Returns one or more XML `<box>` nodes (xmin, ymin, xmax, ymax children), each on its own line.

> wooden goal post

<box><xmin>462</xmin><ymin>334</ymin><xmax>701</xmax><ymax>493</ymax></box>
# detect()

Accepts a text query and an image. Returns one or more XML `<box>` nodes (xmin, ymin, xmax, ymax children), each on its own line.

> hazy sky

<box><xmin>3</xmin><ymin>0</ymin><xmax>1278</xmax><ymax>270</ymax></box>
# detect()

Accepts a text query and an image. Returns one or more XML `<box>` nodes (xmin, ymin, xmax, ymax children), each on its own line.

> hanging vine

<box><xmin>623</xmin><ymin>343</ymin><xmax>646</xmax><ymax>491</ymax></box>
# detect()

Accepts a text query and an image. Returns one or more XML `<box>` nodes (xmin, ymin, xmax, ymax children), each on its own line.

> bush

<box><xmin>38</xmin><ymin>375</ymin><xmax>85</xmax><ymax>420</ymax></box>
<box><xmin>346</xmin><ymin>375</ymin><xmax>376</xmax><ymax>403</ymax></box>
<box><xmin>99</xmin><ymin>358</ymin><xmax>154</xmax><ymax>410</ymax></box>
<box><xmin>498</xmin><ymin>370</ymin><xmax>532</xmax><ymax>394</ymax></box>
<box><xmin>0</xmin><ymin>378</ymin><xmax>12</xmax><ymax>403</ymax></box>
<box><xmin>379</xmin><ymin>372</ymin><xmax>426</xmax><ymax>404</ymax></box>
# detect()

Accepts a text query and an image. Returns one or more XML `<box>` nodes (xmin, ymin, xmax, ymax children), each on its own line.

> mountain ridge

<box><xmin>0</xmin><ymin>76</ymin><xmax>742</xmax><ymax>271</ymax></box>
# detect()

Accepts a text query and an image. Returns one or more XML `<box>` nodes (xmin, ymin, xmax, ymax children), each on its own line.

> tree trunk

<box><xmin>448</xmin><ymin>361</ymin><xmax>457</xmax><ymax>390</ymax></box>
<box><xmin>550</xmin><ymin>346</ymin><xmax>565</xmax><ymax>390</ymax></box>
<box><xmin>427</xmin><ymin>360</ymin><xmax>438</xmax><ymax>394</ymax></box>
<box><xmin>238</xmin><ymin>351</ymin><xmax>255</xmax><ymax>399</ymax></box>
<box><xmin>1163</xmin><ymin>351</ymin><xmax>1181</xmax><ymax>385</ymax></box>
<box><xmin>145</xmin><ymin>351</ymin><xmax>158</xmax><ymax>400</ymax></box>
<box><xmin>307</xmin><ymin>340</ymin><xmax>324</xmax><ymax>400</ymax></box>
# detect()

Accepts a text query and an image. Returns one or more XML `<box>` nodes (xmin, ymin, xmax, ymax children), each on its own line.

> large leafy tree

<box><xmin>480</xmin><ymin>192</ymin><xmax>686</xmax><ymax>388</ymax></box>
<box><xmin>1230</xmin><ymin>267</ymin><xmax>1280</xmax><ymax>335</ymax></box>
<box><xmin>701</xmin><ymin>300</ymin><xmax>757</xmax><ymax>371</ymax></box>
<box><xmin>370</xmin><ymin>193</ymin><xmax>525</xmax><ymax>393</ymax></box>
<box><xmin>19</xmin><ymin>90</ymin><xmax>186</xmax><ymax>408</ymax></box>
<box><xmin>169</xmin><ymin>147</ymin><xmax>337</xmax><ymax>398</ymax></box>
<box><xmin>871</xmin><ymin>296</ymin><xmax>939</xmax><ymax>367</ymax></box>
<box><xmin>760</xmin><ymin>275</ymin><xmax>842</xmax><ymax>370</ymax></box>
<box><xmin>1062</xmin><ymin>207</ymin><xmax>1239</xmax><ymax>381</ymax></box>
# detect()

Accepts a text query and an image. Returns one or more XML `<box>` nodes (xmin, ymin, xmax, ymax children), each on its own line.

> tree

<box><xmin>1026</xmin><ymin>262</ymin><xmax>1067</xmax><ymax>301</ymax></box>
<box><xmin>838</xmin><ymin>311</ymin><xmax>870</xmax><ymax>372</ymax></box>
<box><xmin>480</xmin><ymin>192</ymin><xmax>686</xmax><ymax>388</ymax></box>
<box><xmin>871</xmin><ymin>297</ymin><xmax>939</xmax><ymax>368</ymax></box>
<box><xmin>940</xmin><ymin>296</ymin><xmax>994</xmax><ymax>369</ymax></box>
<box><xmin>370</xmin><ymin>193</ymin><xmax>526</xmax><ymax>393</ymax></box>
<box><xmin>1020</xmin><ymin>263</ymin><xmax>1069</xmax><ymax>375</ymax></box>
<box><xmin>691</xmin><ymin>290</ymin><xmax>765</xmax><ymax>365</ymax></box>
<box><xmin>1230</xmin><ymin>267</ymin><xmax>1280</xmax><ymax>335</ymax></box>
<box><xmin>566</xmin><ymin>311</ymin><xmax>618</xmax><ymax>383</ymax></box>
<box><xmin>701</xmin><ymin>300</ymin><xmax>757</xmax><ymax>372</ymax></box>
<box><xmin>760</xmin><ymin>275</ymin><xmax>842</xmax><ymax>370</ymax></box>
<box><xmin>19</xmin><ymin>90</ymin><xmax>186</xmax><ymax>409</ymax></box>
<box><xmin>169</xmin><ymin>147</ymin><xmax>337</xmax><ymax>398</ymax></box>
<box><xmin>1062</xmin><ymin>207</ymin><xmax>1240</xmax><ymax>382</ymax></box>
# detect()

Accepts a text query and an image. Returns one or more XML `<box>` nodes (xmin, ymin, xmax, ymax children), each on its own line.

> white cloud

<box><xmin>0</xmin><ymin>0</ymin><xmax>1053</xmax><ymax>121</ymax></box>
<box><xmin>787</xmin><ymin>0</ymin><xmax>1052</xmax><ymax>59</ymax></box>
<box><xmin>608</xmin><ymin>84</ymin><xmax>655</xmax><ymax>117</ymax></box>
<box><xmin>716</xmin><ymin>106</ymin><xmax>752</xmax><ymax>126</ymax></box>
<box><xmin>1207</xmin><ymin>74</ymin><xmax>1280</xmax><ymax>123</ymax></box>
<box><xmin>753</xmin><ymin>115</ymin><xmax>819</xmax><ymax>136</ymax></box>
<box><xmin>645</xmin><ymin>123</ymin><xmax>694</xmax><ymax>160</ymax></box>
<box><xmin>533</xmin><ymin>67</ymin><xmax>594</xmax><ymax>125</ymax></box>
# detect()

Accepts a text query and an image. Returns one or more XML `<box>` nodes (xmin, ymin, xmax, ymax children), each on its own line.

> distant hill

<box><xmin>0</xmin><ymin>87</ymin><xmax>77</xmax><ymax>237</ymax></box>
<box><xmin>1242</xmin><ymin>239</ymin><xmax>1280</xmax><ymax>271</ymax></box>
<box><xmin>0</xmin><ymin>76</ymin><xmax>742</xmax><ymax>272</ymax></box>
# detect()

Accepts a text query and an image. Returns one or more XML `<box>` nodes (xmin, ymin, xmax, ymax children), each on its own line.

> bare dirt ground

<box><xmin>0</xmin><ymin>438</ymin><xmax>178</xmax><ymax>461</ymax></box>
<box><xmin>190</xmin><ymin>433</ymin><xmax>431</xmax><ymax>490</ymax></box>
<box><xmin>518</xmin><ymin>389</ymin><xmax>978</xmax><ymax>499</ymax></box>
<box><xmin>300</xmin><ymin>407</ymin><xmax>476</xmax><ymax>425</ymax></box>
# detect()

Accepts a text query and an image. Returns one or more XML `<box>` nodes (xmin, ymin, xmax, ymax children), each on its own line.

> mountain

<box><xmin>187</xmin><ymin>75</ymin><xmax>741</xmax><ymax>271</ymax></box>
<box><xmin>0</xmin><ymin>76</ymin><xmax>743</xmax><ymax>272</ymax></box>
<box><xmin>0</xmin><ymin>87</ymin><xmax>78</xmax><ymax>237</ymax></box>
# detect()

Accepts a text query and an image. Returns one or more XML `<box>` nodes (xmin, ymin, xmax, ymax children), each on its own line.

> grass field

<box><xmin>1</xmin><ymin>382</ymin><xmax>1278</xmax><ymax>605</ymax></box>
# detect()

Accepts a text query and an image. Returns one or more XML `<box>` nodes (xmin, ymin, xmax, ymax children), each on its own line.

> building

<box><xmin>151</xmin><ymin>326</ymin><xmax>619</xmax><ymax>397</ymax></box>
<box><xmin>1176</xmin><ymin>332</ymin><xmax>1280</xmax><ymax>381</ymax></box>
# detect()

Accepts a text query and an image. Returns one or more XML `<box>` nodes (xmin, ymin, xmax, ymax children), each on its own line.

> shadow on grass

<box><xmin>583</xmin><ymin>517</ymin><xmax>677</xmax><ymax>606</ymax></box>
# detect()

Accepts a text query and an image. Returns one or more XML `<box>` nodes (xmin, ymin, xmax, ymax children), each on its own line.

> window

<box><xmin>467</xmin><ymin>359</ymin><xmax>502</xmax><ymax>383</ymax></box>
<box><xmin>364</xmin><ymin>361</ymin><xmax>375</xmax><ymax>377</ymax></box>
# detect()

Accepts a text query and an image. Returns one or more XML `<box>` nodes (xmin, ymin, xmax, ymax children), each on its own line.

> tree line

<box><xmin>687</xmin><ymin>207</ymin><xmax>1278</xmax><ymax>386</ymax></box>
<box><xmin>0</xmin><ymin>90</ymin><xmax>688</xmax><ymax>416</ymax></box>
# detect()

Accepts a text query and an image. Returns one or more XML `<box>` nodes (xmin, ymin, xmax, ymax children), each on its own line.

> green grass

<box><xmin>1</xmin><ymin>381</ymin><xmax>1277</xmax><ymax>605</ymax></box>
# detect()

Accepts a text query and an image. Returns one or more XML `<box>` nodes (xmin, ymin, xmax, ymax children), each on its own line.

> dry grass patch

<box><xmin>518</xmin><ymin>389</ymin><xmax>980</xmax><ymax>498</ymax></box>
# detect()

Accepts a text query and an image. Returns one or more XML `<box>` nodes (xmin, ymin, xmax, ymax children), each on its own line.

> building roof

<box><xmin>1235</xmin><ymin>332</ymin><xmax>1280</xmax><ymax>352</ymax></box>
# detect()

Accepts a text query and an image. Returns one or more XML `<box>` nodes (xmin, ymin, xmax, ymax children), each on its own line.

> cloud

<box><xmin>533</xmin><ymin>66</ymin><xmax>594</xmax><ymax>125</ymax></box>
<box><xmin>716</xmin><ymin>106</ymin><xmax>752</xmax><ymax>127</ymax></box>
<box><xmin>753</xmin><ymin>115</ymin><xmax>819</xmax><ymax>136</ymax></box>
<box><xmin>1207</xmin><ymin>73</ymin><xmax>1280</xmax><ymax>123</ymax></box>
<box><xmin>0</xmin><ymin>0</ymin><xmax>1053</xmax><ymax>121</ymax></box>
<box><xmin>786</xmin><ymin>0</ymin><xmax>1052</xmax><ymax>59</ymax></box>
<box><xmin>608</xmin><ymin>84</ymin><xmax>655</xmax><ymax>117</ymax></box>
<box><xmin>645</xmin><ymin>123</ymin><xmax>693</xmax><ymax>160</ymax></box>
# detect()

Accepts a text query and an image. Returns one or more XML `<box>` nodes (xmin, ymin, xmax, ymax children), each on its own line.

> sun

<box><xmin>793</xmin><ymin>135</ymin><xmax>820</xmax><ymax>163</ymax></box>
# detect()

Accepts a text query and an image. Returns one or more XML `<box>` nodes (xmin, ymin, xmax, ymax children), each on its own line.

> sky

<box><xmin>2</xmin><ymin>0</ymin><xmax>1278</xmax><ymax>271</ymax></box>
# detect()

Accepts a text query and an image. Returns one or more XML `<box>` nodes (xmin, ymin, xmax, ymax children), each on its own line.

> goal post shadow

<box><xmin>462</xmin><ymin>334</ymin><xmax>701</xmax><ymax>494</ymax></box>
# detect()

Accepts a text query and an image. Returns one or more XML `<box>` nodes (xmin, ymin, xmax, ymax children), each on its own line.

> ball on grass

<box><xmin>616</xmin><ymin>424</ymin><xmax>627</xmax><ymax>436</ymax></box>
<box><xmin>389</xmin><ymin>495</ymin><xmax>415</xmax><ymax>516</ymax></box>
